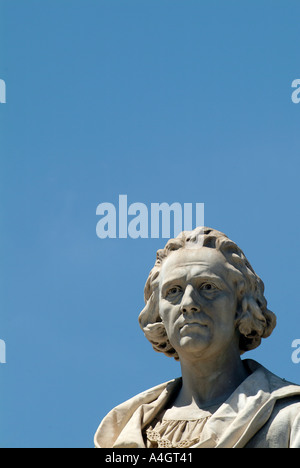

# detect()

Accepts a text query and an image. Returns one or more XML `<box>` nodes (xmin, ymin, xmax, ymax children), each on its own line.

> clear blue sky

<box><xmin>0</xmin><ymin>0</ymin><xmax>300</xmax><ymax>448</ymax></box>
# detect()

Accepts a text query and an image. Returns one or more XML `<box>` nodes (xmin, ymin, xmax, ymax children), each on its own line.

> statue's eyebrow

<box><xmin>192</xmin><ymin>272</ymin><xmax>224</xmax><ymax>282</ymax></box>
<box><xmin>160</xmin><ymin>269</ymin><xmax>187</xmax><ymax>292</ymax></box>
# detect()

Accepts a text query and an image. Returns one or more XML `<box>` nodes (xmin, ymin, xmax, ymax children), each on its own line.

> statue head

<box><xmin>139</xmin><ymin>227</ymin><xmax>277</xmax><ymax>361</ymax></box>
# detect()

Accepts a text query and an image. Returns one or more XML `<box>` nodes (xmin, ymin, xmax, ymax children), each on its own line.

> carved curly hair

<box><xmin>139</xmin><ymin>227</ymin><xmax>277</xmax><ymax>360</ymax></box>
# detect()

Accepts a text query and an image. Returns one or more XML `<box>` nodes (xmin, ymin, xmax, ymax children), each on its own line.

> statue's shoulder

<box><xmin>94</xmin><ymin>378</ymin><xmax>181</xmax><ymax>448</ymax></box>
<box><xmin>119</xmin><ymin>377</ymin><xmax>181</xmax><ymax>407</ymax></box>
<box><xmin>268</xmin><ymin>370</ymin><xmax>300</xmax><ymax>394</ymax></box>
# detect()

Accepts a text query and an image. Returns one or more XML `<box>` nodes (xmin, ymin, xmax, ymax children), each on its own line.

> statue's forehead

<box><xmin>160</xmin><ymin>247</ymin><xmax>231</xmax><ymax>282</ymax></box>
<box><xmin>162</xmin><ymin>247</ymin><xmax>225</xmax><ymax>268</ymax></box>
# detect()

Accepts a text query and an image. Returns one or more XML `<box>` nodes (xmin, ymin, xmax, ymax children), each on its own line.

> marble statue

<box><xmin>94</xmin><ymin>227</ymin><xmax>300</xmax><ymax>448</ymax></box>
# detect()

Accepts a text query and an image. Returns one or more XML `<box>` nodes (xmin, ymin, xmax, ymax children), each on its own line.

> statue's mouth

<box><xmin>179</xmin><ymin>321</ymin><xmax>209</xmax><ymax>331</ymax></box>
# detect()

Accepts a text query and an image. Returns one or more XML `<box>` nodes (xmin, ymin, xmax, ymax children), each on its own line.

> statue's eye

<box><xmin>167</xmin><ymin>286</ymin><xmax>182</xmax><ymax>297</ymax></box>
<box><xmin>200</xmin><ymin>283</ymin><xmax>216</xmax><ymax>291</ymax></box>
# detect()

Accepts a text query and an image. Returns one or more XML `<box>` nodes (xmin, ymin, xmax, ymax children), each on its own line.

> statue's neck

<box><xmin>177</xmin><ymin>351</ymin><xmax>249</xmax><ymax>409</ymax></box>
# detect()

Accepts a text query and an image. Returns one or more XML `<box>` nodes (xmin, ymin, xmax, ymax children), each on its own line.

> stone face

<box><xmin>94</xmin><ymin>227</ymin><xmax>300</xmax><ymax>448</ymax></box>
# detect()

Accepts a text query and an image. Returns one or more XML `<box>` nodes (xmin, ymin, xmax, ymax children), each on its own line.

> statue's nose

<box><xmin>180</xmin><ymin>285</ymin><xmax>201</xmax><ymax>314</ymax></box>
